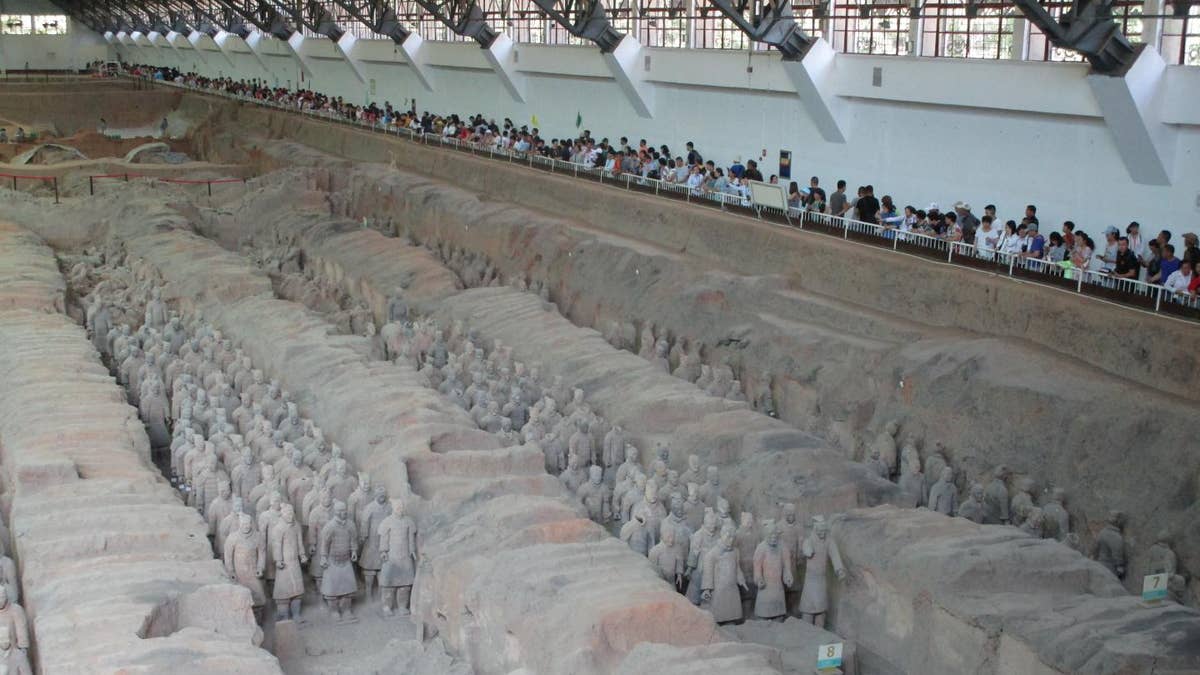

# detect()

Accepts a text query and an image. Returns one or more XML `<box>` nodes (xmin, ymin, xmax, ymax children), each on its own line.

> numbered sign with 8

<box><xmin>818</xmin><ymin>642</ymin><xmax>843</xmax><ymax>671</ymax></box>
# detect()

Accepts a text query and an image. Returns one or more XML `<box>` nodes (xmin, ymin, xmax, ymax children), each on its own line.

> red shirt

<box><xmin>1189</xmin><ymin>274</ymin><xmax>1200</xmax><ymax>294</ymax></box>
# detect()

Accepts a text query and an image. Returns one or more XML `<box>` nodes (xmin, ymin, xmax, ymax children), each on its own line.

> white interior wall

<box><xmin>0</xmin><ymin>29</ymin><xmax>109</xmax><ymax>70</ymax></box>
<box><xmin>0</xmin><ymin>0</ymin><xmax>110</xmax><ymax>70</ymax></box>
<box><xmin>128</xmin><ymin>35</ymin><xmax>1200</xmax><ymax>234</ymax></box>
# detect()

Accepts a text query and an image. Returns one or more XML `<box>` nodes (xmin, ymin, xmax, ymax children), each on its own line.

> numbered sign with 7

<box><xmin>1143</xmin><ymin>573</ymin><xmax>1169</xmax><ymax>602</ymax></box>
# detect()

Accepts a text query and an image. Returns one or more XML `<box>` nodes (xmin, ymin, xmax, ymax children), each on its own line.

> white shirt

<box><xmin>1127</xmin><ymin>234</ymin><xmax>1146</xmax><ymax>260</ymax></box>
<box><xmin>975</xmin><ymin>225</ymin><xmax>1001</xmax><ymax>253</ymax></box>
<box><xmin>998</xmin><ymin>233</ymin><xmax>1022</xmax><ymax>256</ymax></box>
<box><xmin>1164</xmin><ymin>269</ymin><xmax>1193</xmax><ymax>295</ymax></box>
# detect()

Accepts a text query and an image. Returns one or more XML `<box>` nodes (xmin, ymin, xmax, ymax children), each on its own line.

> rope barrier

<box><xmin>0</xmin><ymin>173</ymin><xmax>59</xmax><ymax>203</ymax></box>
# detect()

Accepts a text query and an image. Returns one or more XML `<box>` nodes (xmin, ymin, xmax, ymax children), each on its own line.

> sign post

<box><xmin>1143</xmin><ymin>573</ymin><xmax>1169</xmax><ymax>604</ymax></box>
<box><xmin>817</xmin><ymin>642</ymin><xmax>843</xmax><ymax>672</ymax></box>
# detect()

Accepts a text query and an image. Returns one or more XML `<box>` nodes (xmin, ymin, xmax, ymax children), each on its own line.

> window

<box><xmin>1028</xmin><ymin>0</ymin><xmax>1142</xmax><ymax>63</ymax></box>
<box><xmin>638</xmin><ymin>0</ymin><xmax>690</xmax><ymax>48</ymax></box>
<box><xmin>831</xmin><ymin>1</ymin><xmax>912</xmax><ymax>56</ymax></box>
<box><xmin>920</xmin><ymin>0</ymin><xmax>1015</xmax><ymax>59</ymax></box>
<box><xmin>34</xmin><ymin>15</ymin><xmax>67</xmax><ymax>35</ymax></box>
<box><xmin>496</xmin><ymin>0</ymin><xmax>551</xmax><ymax>44</ymax></box>
<box><xmin>299</xmin><ymin>2</ymin><xmax>371</xmax><ymax>38</ymax></box>
<box><xmin>1</xmin><ymin>15</ymin><xmax>32</xmax><ymax>35</ymax></box>
<box><xmin>1161</xmin><ymin>4</ymin><xmax>1200</xmax><ymax>65</ymax></box>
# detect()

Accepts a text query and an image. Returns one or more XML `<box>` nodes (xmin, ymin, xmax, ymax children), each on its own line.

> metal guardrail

<box><xmin>139</xmin><ymin>75</ymin><xmax>1200</xmax><ymax>322</ymax></box>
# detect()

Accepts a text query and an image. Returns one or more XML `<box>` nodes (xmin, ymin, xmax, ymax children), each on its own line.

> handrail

<box><xmin>134</xmin><ymin>75</ymin><xmax>1200</xmax><ymax>321</ymax></box>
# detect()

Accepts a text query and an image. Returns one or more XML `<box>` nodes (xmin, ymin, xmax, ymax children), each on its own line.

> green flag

<box><xmin>575</xmin><ymin>111</ymin><xmax>582</xmax><ymax>128</ymax></box>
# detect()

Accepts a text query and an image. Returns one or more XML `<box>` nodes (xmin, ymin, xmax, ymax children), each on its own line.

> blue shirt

<box><xmin>1028</xmin><ymin>234</ymin><xmax>1045</xmax><ymax>255</ymax></box>
<box><xmin>1160</xmin><ymin>257</ymin><xmax>1182</xmax><ymax>280</ymax></box>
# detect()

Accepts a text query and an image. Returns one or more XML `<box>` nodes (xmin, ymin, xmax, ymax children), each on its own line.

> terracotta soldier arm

<box><xmin>753</xmin><ymin>548</ymin><xmax>766</xmax><ymax>588</ymax></box>
<box><xmin>829</xmin><ymin>539</ymin><xmax>846</xmax><ymax>579</ymax></box>
<box><xmin>701</xmin><ymin>551</ymin><xmax>717</xmax><ymax>593</ymax></box>
<box><xmin>14</xmin><ymin>605</ymin><xmax>28</xmax><ymax>650</ymax></box>
<box><xmin>319</xmin><ymin>523</ymin><xmax>332</xmax><ymax>563</ymax></box>
<box><xmin>783</xmin><ymin>545</ymin><xmax>794</xmax><ymax>587</ymax></box>
<box><xmin>295</xmin><ymin>527</ymin><xmax>308</xmax><ymax>564</ymax></box>
<box><xmin>222</xmin><ymin>537</ymin><xmax>236</xmax><ymax>574</ymax></box>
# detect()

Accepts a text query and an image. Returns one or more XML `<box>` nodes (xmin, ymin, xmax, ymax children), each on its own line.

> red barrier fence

<box><xmin>0</xmin><ymin>173</ymin><xmax>59</xmax><ymax>203</ymax></box>
<box><xmin>88</xmin><ymin>174</ymin><xmax>247</xmax><ymax>196</ymax></box>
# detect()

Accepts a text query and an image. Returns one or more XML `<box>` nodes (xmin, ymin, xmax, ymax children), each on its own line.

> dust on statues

<box><xmin>270</xmin><ymin>503</ymin><xmax>308</xmax><ymax>622</ymax></box>
<box><xmin>358</xmin><ymin>486</ymin><xmax>391</xmax><ymax>601</ymax></box>
<box><xmin>319</xmin><ymin>500</ymin><xmax>359</xmax><ymax>623</ymax></box>
<box><xmin>377</xmin><ymin>499</ymin><xmax>418</xmax><ymax>617</ymax></box>
<box><xmin>798</xmin><ymin>516</ymin><xmax>847</xmax><ymax>629</ymax></box>
<box><xmin>0</xmin><ymin>586</ymin><xmax>28</xmax><ymax>658</ymax></box>
<box><xmin>701</xmin><ymin>526</ymin><xmax>748</xmax><ymax>624</ymax></box>
<box><xmin>224</xmin><ymin>513</ymin><xmax>267</xmax><ymax>622</ymax></box>
<box><xmin>753</xmin><ymin>519</ymin><xmax>793</xmax><ymax>621</ymax></box>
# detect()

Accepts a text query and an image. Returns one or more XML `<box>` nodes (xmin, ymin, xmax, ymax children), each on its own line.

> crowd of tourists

<box><xmin>126</xmin><ymin>64</ymin><xmax>1200</xmax><ymax>303</ymax></box>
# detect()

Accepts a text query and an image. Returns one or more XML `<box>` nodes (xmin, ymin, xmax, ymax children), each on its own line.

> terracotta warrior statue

<box><xmin>577</xmin><ymin>465</ymin><xmax>612</xmax><ymax>524</ymax></box>
<box><xmin>1092</xmin><ymin>510</ymin><xmax>1128</xmax><ymax>580</ymax></box>
<box><xmin>0</xmin><ymin>559</ymin><xmax>15</xmax><ymax>606</ymax></box>
<box><xmin>307</xmin><ymin>488</ymin><xmax>334</xmax><ymax>591</ymax></box>
<box><xmin>620</xmin><ymin>513</ymin><xmax>654</xmax><ymax>557</ymax></box>
<box><xmin>358</xmin><ymin>486</ymin><xmax>390</xmax><ymax>600</ymax></box>
<box><xmin>0</xmin><ymin>586</ymin><xmax>28</xmax><ymax>655</ymax></box>
<box><xmin>699</xmin><ymin>466</ymin><xmax>722</xmax><ymax>509</ymax></box>
<box><xmin>144</xmin><ymin>287</ymin><xmax>168</xmax><ymax>330</ymax></box>
<box><xmin>898</xmin><ymin>458</ymin><xmax>925</xmax><ymax>508</ymax></box>
<box><xmin>648</xmin><ymin>522</ymin><xmax>685</xmax><ymax>592</ymax></box>
<box><xmin>873</xmin><ymin>420</ymin><xmax>899</xmax><ymax>477</ymax></box>
<box><xmin>224</xmin><ymin>513</ymin><xmax>267</xmax><ymax>617</ymax></box>
<box><xmin>798</xmin><ymin>516</ymin><xmax>846</xmax><ymax>628</ymax></box>
<box><xmin>956</xmin><ymin>483</ymin><xmax>985</xmax><ymax>524</ymax></box>
<box><xmin>866</xmin><ymin>448</ymin><xmax>889</xmax><ymax>480</ymax></box>
<box><xmin>1040</xmin><ymin>487</ymin><xmax>1070</xmax><ymax>542</ymax></box>
<box><xmin>206</xmin><ymin>479</ymin><xmax>234</xmax><ymax>542</ymax></box>
<box><xmin>631</xmin><ymin>479</ymin><xmax>667</xmax><ymax>547</ymax></box>
<box><xmin>377</xmin><ymin>499</ymin><xmax>418</xmax><ymax>617</ymax></box>
<box><xmin>680</xmin><ymin>454</ymin><xmax>703</xmax><ymax>489</ymax></box>
<box><xmin>927</xmin><ymin>467</ymin><xmax>958</xmax><ymax>516</ymax></box>
<box><xmin>701</xmin><ymin>526</ymin><xmax>747</xmax><ymax>624</ymax></box>
<box><xmin>602</xmin><ymin>425</ymin><xmax>625</xmax><ymax>475</ymax></box>
<box><xmin>685</xmin><ymin>509</ymin><xmax>720</xmax><ymax>605</ymax></box>
<box><xmin>320</xmin><ymin>501</ymin><xmax>360</xmax><ymax>622</ymax></box>
<box><xmin>270</xmin><ymin>503</ymin><xmax>308</xmax><ymax>622</ymax></box>
<box><xmin>0</xmin><ymin>630</ymin><xmax>32</xmax><ymax>675</ymax></box>
<box><xmin>753</xmin><ymin>519</ymin><xmax>793</xmax><ymax>621</ymax></box>
<box><xmin>982</xmin><ymin>465</ymin><xmax>1011</xmax><ymax>525</ymax></box>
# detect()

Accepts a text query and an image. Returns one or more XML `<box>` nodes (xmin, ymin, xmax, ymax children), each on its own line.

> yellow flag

<box><xmin>531</xmin><ymin>114</ymin><xmax>540</xmax><ymax>127</ymax></box>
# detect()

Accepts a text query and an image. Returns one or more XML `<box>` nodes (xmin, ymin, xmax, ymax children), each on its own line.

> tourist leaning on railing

<box><xmin>1045</xmin><ymin>232</ymin><xmax>1068</xmax><ymax>263</ymax></box>
<box><xmin>1163</xmin><ymin>260</ymin><xmax>1196</xmax><ymax>299</ymax></box>
<box><xmin>129</xmin><ymin>64</ymin><xmax>1200</xmax><ymax>307</ymax></box>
